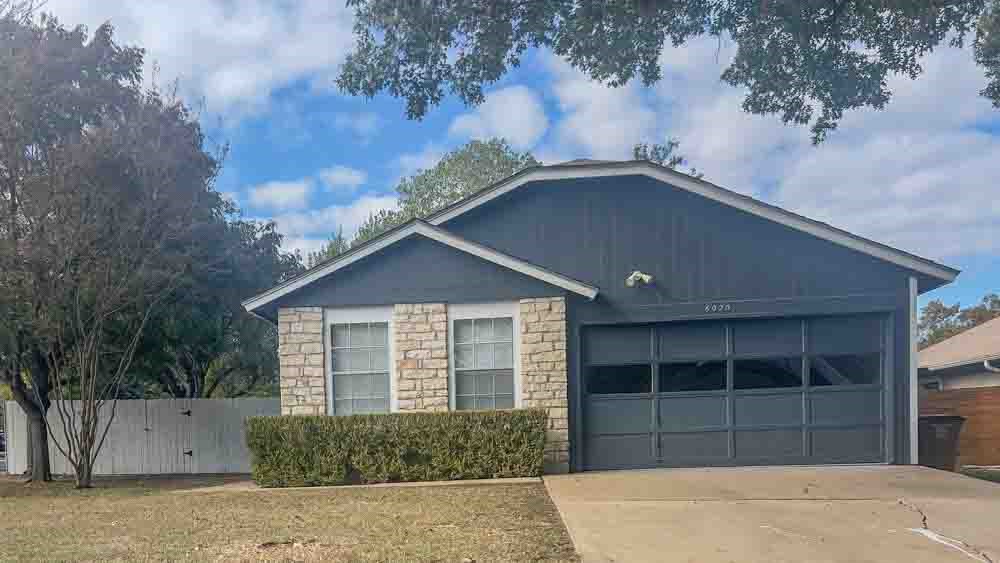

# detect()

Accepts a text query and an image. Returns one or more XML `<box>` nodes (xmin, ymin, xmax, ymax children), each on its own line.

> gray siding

<box><xmin>442</xmin><ymin>175</ymin><xmax>917</xmax><ymax>468</ymax></box>
<box><xmin>277</xmin><ymin>236</ymin><xmax>565</xmax><ymax>310</ymax></box>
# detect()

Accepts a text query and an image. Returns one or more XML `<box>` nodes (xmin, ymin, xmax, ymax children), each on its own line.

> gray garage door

<box><xmin>583</xmin><ymin>315</ymin><xmax>889</xmax><ymax>470</ymax></box>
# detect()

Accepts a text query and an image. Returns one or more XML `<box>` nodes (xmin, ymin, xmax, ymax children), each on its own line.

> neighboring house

<box><xmin>919</xmin><ymin>317</ymin><xmax>1000</xmax><ymax>390</ymax></box>
<box><xmin>243</xmin><ymin>159</ymin><xmax>958</xmax><ymax>473</ymax></box>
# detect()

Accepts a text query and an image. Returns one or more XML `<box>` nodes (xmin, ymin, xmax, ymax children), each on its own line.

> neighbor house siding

<box><xmin>277</xmin><ymin>307</ymin><xmax>326</xmax><ymax>415</ymax></box>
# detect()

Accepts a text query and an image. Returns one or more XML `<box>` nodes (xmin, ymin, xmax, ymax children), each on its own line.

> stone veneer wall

<box><xmin>277</xmin><ymin>307</ymin><xmax>327</xmax><ymax>415</ymax></box>
<box><xmin>394</xmin><ymin>303</ymin><xmax>450</xmax><ymax>412</ymax></box>
<box><xmin>519</xmin><ymin>297</ymin><xmax>570</xmax><ymax>472</ymax></box>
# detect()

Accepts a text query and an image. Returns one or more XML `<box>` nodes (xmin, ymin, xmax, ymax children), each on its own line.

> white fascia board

<box><xmin>242</xmin><ymin>222</ymin><xmax>598</xmax><ymax>312</ymax></box>
<box><xmin>428</xmin><ymin>163</ymin><xmax>959</xmax><ymax>284</ymax></box>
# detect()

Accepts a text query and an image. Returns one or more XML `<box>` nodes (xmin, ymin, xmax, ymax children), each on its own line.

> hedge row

<box><xmin>245</xmin><ymin>408</ymin><xmax>548</xmax><ymax>487</ymax></box>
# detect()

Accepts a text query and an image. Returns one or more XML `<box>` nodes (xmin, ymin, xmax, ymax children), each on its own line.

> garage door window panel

<box><xmin>733</xmin><ymin>357</ymin><xmax>803</xmax><ymax>390</ymax></box>
<box><xmin>658</xmin><ymin>361</ymin><xmax>726</xmax><ymax>393</ymax></box>
<box><xmin>809</xmin><ymin>353</ymin><xmax>882</xmax><ymax>386</ymax></box>
<box><xmin>587</xmin><ymin>365</ymin><xmax>652</xmax><ymax>394</ymax></box>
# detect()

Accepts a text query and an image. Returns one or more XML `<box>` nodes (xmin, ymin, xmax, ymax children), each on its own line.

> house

<box><xmin>919</xmin><ymin>316</ymin><xmax>1000</xmax><ymax>390</ymax></box>
<box><xmin>243</xmin><ymin>160</ymin><xmax>958</xmax><ymax>473</ymax></box>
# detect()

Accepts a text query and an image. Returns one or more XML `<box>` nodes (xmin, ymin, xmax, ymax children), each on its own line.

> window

<box><xmin>733</xmin><ymin>357</ymin><xmax>803</xmax><ymax>389</ymax></box>
<box><xmin>454</xmin><ymin>316</ymin><xmax>515</xmax><ymax>410</ymax></box>
<box><xmin>587</xmin><ymin>365</ymin><xmax>652</xmax><ymax>394</ymax></box>
<box><xmin>659</xmin><ymin>361</ymin><xmax>725</xmax><ymax>392</ymax></box>
<box><xmin>809</xmin><ymin>353</ymin><xmax>881</xmax><ymax>386</ymax></box>
<box><xmin>330</xmin><ymin>322</ymin><xmax>390</xmax><ymax>415</ymax></box>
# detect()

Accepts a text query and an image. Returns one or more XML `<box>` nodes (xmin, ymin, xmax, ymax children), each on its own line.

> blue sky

<box><xmin>51</xmin><ymin>1</ymin><xmax>998</xmax><ymax>309</ymax></box>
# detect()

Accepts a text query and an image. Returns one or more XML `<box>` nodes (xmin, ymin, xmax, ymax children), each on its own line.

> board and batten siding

<box><xmin>4</xmin><ymin>399</ymin><xmax>278</xmax><ymax>476</ymax></box>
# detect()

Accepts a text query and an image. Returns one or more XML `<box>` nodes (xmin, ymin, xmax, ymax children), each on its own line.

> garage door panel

<box><xmin>586</xmin><ymin>398</ymin><xmax>651</xmax><ymax>435</ymax></box>
<box><xmin>585</xmin><ymin>325</ymin><xmax>651</xmax><ymax>364</ymax></box>
<box><xmin>808</xmin><ymin>316</ymin><xmax>883</xmax><ymax>354</ymax></box>
<box><xmin>809</xmin><ymin>390</ymin><xmax>883</xmax><ymax>425</ymax></box>
<box><xmin>733</xmin><ymin>428</ymin><xmax>804</xmax><ymax>459</ymax></box>
<box><xmin>733</xmin><ymin>393</ymin><xmax>803</xmax><ymax>427</ymax></box>
<box><xmin>732</xmin><ymin>319</ymin><xmax>802</xmax><ymax>356</ymax></box>
<box><xmin>659</xmin><ymin>431</ymin><xmax>728</xmax><ymax>461</ymax></box>
<box><xmin>810</xmin><ymin>427</ymin><xmax>883</xmax><ymax>463</ymax></box>
<box><xmin>585</xmin><ymin>435</ymin><xmax>653</xmax><ymax>470</ymax></box>
<box><xmin>657</xmin><ymin>322</ymin><xmax>725</xmax><ymax>360</ymax></box>
<box><xmin>657</xmin><ymin>396</ymin><xmax>727</xmax><ymax>431</ymax></box>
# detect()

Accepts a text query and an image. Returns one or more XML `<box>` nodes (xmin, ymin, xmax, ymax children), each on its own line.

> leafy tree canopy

<box><xmin>919</xmin><ymin>293</ymin><xmax>1000</xmax><ymax>348</ymax></box>
<box><xmin>339</xmin><ymin>0</ymin><xmax>993</xmax><ymax>143</ymax></box>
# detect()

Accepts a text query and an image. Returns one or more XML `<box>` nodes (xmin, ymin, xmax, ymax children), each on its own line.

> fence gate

<box><xmin>3</xmin><ymin>398</ymin><xmax>279</xmax><ymax>476</ymax></box>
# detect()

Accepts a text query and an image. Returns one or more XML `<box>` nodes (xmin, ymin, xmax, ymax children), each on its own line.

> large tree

<box><xmin>339</xmin><ymin>0</ymin><xmax>991</xmax><ymax>143</ymax></box>
<box><xmin>919</xmin><ymin>293</ymin><xmax>1000</xmax><ymax>348</ymax></box>
<box><xmin>0</xmin><ymin>5</ymin><xmax>144</xmax><ymax>482</ymax></box>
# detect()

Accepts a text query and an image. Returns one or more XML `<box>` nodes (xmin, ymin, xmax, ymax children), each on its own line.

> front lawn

<box><xmin>0</xmin><ymin>476</ymin><xmax>577</xmax><ymax>562</ymax></box>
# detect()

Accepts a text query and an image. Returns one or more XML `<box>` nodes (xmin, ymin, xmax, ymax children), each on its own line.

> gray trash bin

<box><xmin>918</xmin><ymin>415</ymin><xmax>966</xmax><ymax>471</ymax></box>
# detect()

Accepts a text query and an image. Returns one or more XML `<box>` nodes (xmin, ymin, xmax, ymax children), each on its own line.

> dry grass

<box><xmin>0</xmin><ymin>476</ymin><xmax>578</xmax><ymax>562</ymax></box>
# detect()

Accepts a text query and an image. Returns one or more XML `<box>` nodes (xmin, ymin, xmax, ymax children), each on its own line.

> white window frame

<box><xmin>448</xmin><ymin>302</ymin><xmax>521</xmax><ymax>410</ymax></box>
<box><xmin>324</xmin><ymin>306</ymin><xmax>396</xmax><ymax>415</ymax></box>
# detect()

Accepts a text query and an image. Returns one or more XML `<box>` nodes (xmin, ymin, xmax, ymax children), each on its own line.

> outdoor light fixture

<box><xmin>625</xmin><ymin>270</ymin><xmax>654</xmax><ymax>287</ymax></box>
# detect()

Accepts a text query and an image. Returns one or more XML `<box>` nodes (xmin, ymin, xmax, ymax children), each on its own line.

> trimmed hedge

<box><xmin>245</xmin><ymin>409</ymin><xmax>548</xmax><ymax>487</ymax></box>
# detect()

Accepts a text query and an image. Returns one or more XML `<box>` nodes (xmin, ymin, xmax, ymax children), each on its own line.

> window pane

<box><xmin>476</xmin><ymin>396</ymin><xmax>495</xmax><ymax>410</ymax></box>
<box><xmin>587</xmin><ymin>365</ymin><xmax>651</xmax><ymax>394</ymax></box>
<box><xmin>810</xmin><ymin>353</ymin><xmax>881</xmax><ymax>386</ymax></box>
<box><xmin>456</xmin><ymin>396</ymin><xmax>476</xmax><ymax>410</ymax></box>
<box><xmin>475</xmin><ymin>373</ymin><xmax>494</xmax><ymax>396</ymax></box>
<box><xmin>373</xmin><ymin>373</ymin><xmax>389</xmax><ymax>396</ymax></box>
<box><xmin>456</xmin><ymin>373</ymin><xmax>475</xmax><ymax>396</ymax></box>
<box><xmin>331</xmin><ymin>351</ymin><xmax>347</xmax><ymax>372</ymax></box>
<box><xmin>370</xmin><ymin>322</ymin><xmax>388</xmax><ymax>346</ymax></box>
<box><xmin>494</xmin><ymin>342</ymin><xmax>513</xmax><ymax>369</ymax></box>
<box><xmin>371</xmin><ymin>349</ymin><xmax>388</xmax><ymax>371</ymax></box>
<box><xmin>493</xmin><ymin>317</ymin><xmax>514</xmax><ymax>341</ymax></box>
<box><xmin>475</xmin><ymin>343</ymin><xmax>493</xmax><ymax>369</ymax></box>
<box><xmin>332</xmin><ymin>324</ymin><xmax>350</xmax><ymax>348</ymax></box>
<box><xmin>334</xmin><ymin>374</ymin><xmax>353</xmax><ymax>398</ymax></box>
<box><xmin>455</xmin><ymin>344</ymin><xmax>474</xmax><ymax>369</ymax></box>
<box><xmin>350</xmin><ymin>324</ymin><xmax>370</xmax><ymax>347</ymax></box>
<box><xmin>354</xmin><ymin>398</ymin><xmax>371</xmax><ymax>414</ymax></box>
<box><xmin>495</xmin><ymin>371</ymin><xmax>514</xmax><ymax>395</ymax></box>
<box><xmin>347</xmin><ymin>349</ymin><xmax>370</xmax><ymax>372</ymax></box>
<box><xmin>475</xmin><ymin>318</ymin><xmax>493</xmax><ymax>341</ymax></box>
<box><xmin>371</xmin><ymin>398</ymin><xmax>388</xmax><ymax>413</ymax></box>
<box><xmin>659</xmin><ymin>361</ymin><xmax>725</xmax><ymax>392</ymax></box>
<box><xmin>495</xmin><ymin>395</ymin><xmax>514</xmax><ymax>409</ymax></box>
<box><xmin>334</xmin><ymin>399</ymin><xmax>352</xmax><ymax>415</ymax></box>
<box><xmin>455</xmin><ymin>320</ymin><xmax>474</xmax><ymax>344</ymax></box>
<box><xmin>733</xmin><ymin>358</ymin><xmax>802</xmax><ymax>389</ymax></box>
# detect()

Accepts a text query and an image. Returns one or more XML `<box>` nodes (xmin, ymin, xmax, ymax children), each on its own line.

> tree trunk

<box><xmin>26</xmin><ymin>413</ymin><xmax>51</xmax><ymax>482</ymax></box>
<box><xmin>75</xmin><ymin>460</ymin><xmax>92</xmax><ymax>488</ymax></box>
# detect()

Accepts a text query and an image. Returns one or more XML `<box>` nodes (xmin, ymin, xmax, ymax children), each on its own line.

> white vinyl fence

<box><xmin>3</xmin><ymin>398</ymin><xmax>279</xmax><ymax>476</ymax></box>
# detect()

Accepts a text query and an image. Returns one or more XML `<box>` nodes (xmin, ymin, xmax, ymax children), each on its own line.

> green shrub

<box><xmin>245</xmin><ymin>409</ymin><xmax>548</xmax><ymax>487</ymax></box>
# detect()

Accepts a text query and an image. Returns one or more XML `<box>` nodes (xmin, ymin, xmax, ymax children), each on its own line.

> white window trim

<box><xmin>324</xmin><ymin>306</ymin><xmax>397</xmax><ymax>415</ymax></box>
<box><xmin>448</xmin><ymin>302</ymin><xmax>521</xmax><ymax>410</ymax></box>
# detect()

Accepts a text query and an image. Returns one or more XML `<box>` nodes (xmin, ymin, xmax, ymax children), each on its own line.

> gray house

<box><xmin>243</xmin><ymin>160</ymin><xmax>958</xmax><ymax>473</ymax></box>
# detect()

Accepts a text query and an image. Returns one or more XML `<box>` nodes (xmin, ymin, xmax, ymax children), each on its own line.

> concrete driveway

<box><xmin>545</xmin><ymin>466</ymin><xmax>1000</xmax><ymax>563</ymax></box>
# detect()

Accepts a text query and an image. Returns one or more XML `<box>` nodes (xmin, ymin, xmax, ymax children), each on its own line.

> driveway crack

<box><xmin>898</xmin><ymin>498</ymin><xmax>993</xmax><ymax>563</ymax></box>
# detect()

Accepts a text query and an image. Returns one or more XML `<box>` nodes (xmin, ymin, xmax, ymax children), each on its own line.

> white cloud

<box><xmin>270</xmin><ymin>194</ymin><xmax>399</xmax><ymax>240</ymax></box>
<box><xmin>334</xmin><ymin>112</ymin><xmax>381</xmax><ymax>141</ymax></box>
<box><xmin>449</xmin><ymin>86</ymin><xmax>549</xmax><ymax>149</ymax></box>
<box><xmin>542</xmin><ymin>55</ymin><xmax>658</xmax><ymax>159</ymax></box>
<box><xmin>319</xmin><ymin>165</ymin><xmax>368</xmax><ymax>191</ymax></box>
<box><xmin>247</xmin><ymin>179</ymin><xmax>312</xmax><ymax>211</ymax></box>
<box><xmin>44</xmin><ymin>1</ymin><xmax>356</xmax><ymax>116</ymax></box>
<box><xmin>394</xmin><ymin>144</ymin><xmax>445</xmax><ymax>179</ymax></box>
<box><xmin>282</xmin><ymin>237</ymin><xmax>329</xmax><ymax>257</ymax></box>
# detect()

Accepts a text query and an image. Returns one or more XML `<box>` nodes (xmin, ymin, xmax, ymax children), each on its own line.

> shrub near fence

<box><xmin>245</xmin><ymin>409</ymin><xmax>548</xmax><ymax>487</ymax></box>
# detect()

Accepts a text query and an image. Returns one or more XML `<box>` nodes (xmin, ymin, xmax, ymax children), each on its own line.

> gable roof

<box><xmin>242</xmin><ymin>220</ymin><xmax>599</xmax><ymax>313</ymax></box>
<box><xmin>920</xmin><ymin>316</ymin><xmax>1000</xmax><ymax>371</ymax></box>
<box><xmin>426</xmin><ymin>160</ymin><xmax>959</xmax><ymax>286</ymax></box>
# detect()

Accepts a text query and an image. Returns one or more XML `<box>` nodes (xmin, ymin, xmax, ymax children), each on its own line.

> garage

<box><xmin>583</xmin><ymin>314</ymin><xmax>889</xmax><ymax>470</ymax></box>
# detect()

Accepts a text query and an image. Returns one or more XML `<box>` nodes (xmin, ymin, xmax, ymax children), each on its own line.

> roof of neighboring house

<box><xmin>920</xmin><ymin>316</ymin><xmax>1000</xmax><ymax>371</ymax></box>
<box><xmin>243</xmin><ymin>220</ymin><xmax>599</xmax><ymax>313</ymax></box>
<box><xmin>425</xmin><ymin>160</ymin><xmax>958</xmax><ymax>287</ymax></box>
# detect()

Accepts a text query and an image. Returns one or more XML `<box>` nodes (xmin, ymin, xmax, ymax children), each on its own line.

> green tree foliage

<box><xmin>632</xmin><ymin>140</ymin><xmax>702</xmax><ymax>178</ymax></box>
<box><xmin>307</xmin><ymin>227</ymin><xmax>351</xmax><ymax>267</ymax></box>
<box><xmin>919</xmin><ymin>293</ymin><xmax>1000</xmax><ymax>348</ymax></box>
<box><xmin>339</xmin><ymin>0</ymin><xmax>989</xmax><ymax>143</ymax></box>
<box><xmin>351</xmin><ymin>139</ymin><xmax>539</xmax><ymax>245</ymax></box>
